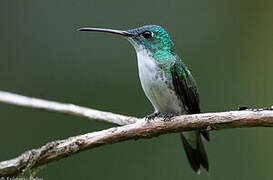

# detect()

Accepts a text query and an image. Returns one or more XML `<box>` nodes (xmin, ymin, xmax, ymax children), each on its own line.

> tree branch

<box><xmin>0</xmin><ymin>90</ymin><xmax>273</xmax><ymax>177</ymax></box>
<box><xmin>0</xmin><ymin>91</ymin><xmax>137</xmax><ymax>125</ymax></box>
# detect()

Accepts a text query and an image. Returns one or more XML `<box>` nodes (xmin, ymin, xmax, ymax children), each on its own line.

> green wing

<box><xmin>170</xmin><ymin>60</ymin><xmax>200</xmax><ymax>114</ymax></box>
<box><xmin>171</xmin><ymin>60</ymin><xmax>210</xmax><ymax>140</ymax></box>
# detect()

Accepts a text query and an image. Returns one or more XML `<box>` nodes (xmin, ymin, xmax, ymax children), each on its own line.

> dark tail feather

<box><xmin>180</xmin><ymin>132</ymin><xmax>209</xmax><ymax>173</ymax></box>
<box><xmin>200</xmin><ymin>131</ymin><xmax>210</xmax><ymax>141</ymax></box>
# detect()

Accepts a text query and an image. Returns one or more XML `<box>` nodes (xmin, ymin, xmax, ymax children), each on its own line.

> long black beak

<box><xmin>77</xmin><ymin>27</ymin><xmax>133</xmax><ymax>37</ymax></box>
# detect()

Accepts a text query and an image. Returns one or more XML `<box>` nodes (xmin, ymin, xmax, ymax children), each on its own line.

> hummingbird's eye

<box><xmin>142</xmin><ymin>31</ymin><xmax>153</xmax><ymax>39</ymax></box>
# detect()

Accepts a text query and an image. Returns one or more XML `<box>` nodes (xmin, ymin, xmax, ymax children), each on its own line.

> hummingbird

<box><xmin>78</xmin><ymin>25</ymin><xmax>210</xmax><ymax>173</ymax></box>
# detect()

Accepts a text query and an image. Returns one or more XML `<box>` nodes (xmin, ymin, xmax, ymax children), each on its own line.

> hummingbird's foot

<box><xmin>162</xmin><ymin>112</ymin><xmax>181</xmax><ymax>121</ymax></box>
<box><xmin>145</xmin><ymin>112</ymin><xmax>160</xmax><ymax>122</ymax></box>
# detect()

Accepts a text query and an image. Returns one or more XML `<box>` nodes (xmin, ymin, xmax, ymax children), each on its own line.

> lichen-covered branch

<box><xmin>1</xmin><ymin>110</ymin><xmax>273</xmax><ymax>177</ymax></box>
<box><xmin>0</xmin><ymin>90</ymin><xmax>273</xmax><ymax>177</ymax></box>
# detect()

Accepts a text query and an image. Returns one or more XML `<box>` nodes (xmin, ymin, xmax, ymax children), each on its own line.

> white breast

<box><xmin>136</xmin><ymin>50</ymin><xmax>183</xmax><ymax>114</ymax></box>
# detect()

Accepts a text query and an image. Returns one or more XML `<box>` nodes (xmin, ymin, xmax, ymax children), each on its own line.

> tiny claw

<box><xmin>162</xmin><ymin>112</ymin><xmax>182</xmax><ymax>122</ymax></box>
<box><xmin>145</xmin><ymin>112</ymin><xmax>160</xmax><ymax>123</ymax></box>
<box><xmin>162</xmin><ymin>113</ymin><xmax>174</xmax><ymax>121</ymax></box>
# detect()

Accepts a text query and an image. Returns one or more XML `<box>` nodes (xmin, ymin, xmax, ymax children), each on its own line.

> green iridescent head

<box><xmin>78</xmin><ymin>25</ymin><xmax>175</xmax><ymax>61</ymax></box>
<box><xmin>126</xmin><ymin>25</ymin><xmax>174</xmax><ymax>53</ymax></box>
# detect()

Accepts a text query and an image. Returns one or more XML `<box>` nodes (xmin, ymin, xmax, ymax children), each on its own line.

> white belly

<box><xmin>137</xmin><ymin>50</ymin><xmax>183</xmax><ymax>113</ymax></box>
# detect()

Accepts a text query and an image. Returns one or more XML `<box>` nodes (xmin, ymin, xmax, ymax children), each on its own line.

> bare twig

<box><xmin>0</xmin><ymin>90</ymin><xmax>273</xmax><ymax>177</ymax></box>
<box><xmin>0</xmin><ymin>91</ymin><xmax>138</xmax><ymax>125</ymax></box>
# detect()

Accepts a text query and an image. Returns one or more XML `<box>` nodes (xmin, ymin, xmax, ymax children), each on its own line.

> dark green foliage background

<box><xmin>1</xmin><ymin>0</ymin><xmax>273</xmax><ymax>179</ymax></box>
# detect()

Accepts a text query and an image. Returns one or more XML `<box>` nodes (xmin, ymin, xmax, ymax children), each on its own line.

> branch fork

<box><xmin>0</xmin><ymin>90</ymin><xmax>273</xmax><ymax>177</ymax></box>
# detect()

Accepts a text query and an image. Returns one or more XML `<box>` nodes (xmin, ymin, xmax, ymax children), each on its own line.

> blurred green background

<box><xmin>1</xmin><ymin>0</ymin><xmax>273</xmax><ymax>179</ymax></box>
